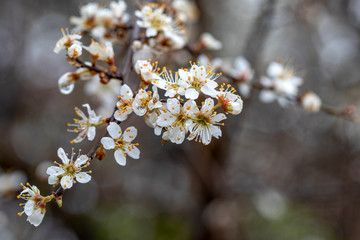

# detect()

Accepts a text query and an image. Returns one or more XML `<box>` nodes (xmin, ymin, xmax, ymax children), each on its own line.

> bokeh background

<box><xmin>1</xmin><ymin>0</ymin><xmax>360</xmax><ymax>239</ymax></box>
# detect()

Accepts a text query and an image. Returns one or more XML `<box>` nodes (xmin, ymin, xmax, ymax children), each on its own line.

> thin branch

<box><xmin>75</xmin><ymin>58</ymin><xmax>123</xmax><ymax>80</ymax></box>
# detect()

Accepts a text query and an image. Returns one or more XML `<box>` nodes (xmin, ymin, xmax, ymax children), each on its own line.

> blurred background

<box><xmin>1</xmin><ymin>0</ymin><xmax>360</xmax><ymax>239</ymax></box>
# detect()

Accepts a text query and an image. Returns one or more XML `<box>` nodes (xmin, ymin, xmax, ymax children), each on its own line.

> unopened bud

<box><xmin>55</xmin><ymin>195</ymin><xmax>62</xmax><ymax>208</ymax></box>
<box><xmin>99</xmin><ymin>72</ymin><xmax>110</xmax><ymax>84</ymax></box>
<box><xmin>95</xmin><ymin>146</ymin><xmax>106</xmax><ymax>160</ymax></box>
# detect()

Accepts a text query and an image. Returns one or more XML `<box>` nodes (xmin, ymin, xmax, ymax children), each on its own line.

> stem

<box><xmin>75</xmin><ymin>58</ymin><xmax>123</xmax><ymax>81</ymax></box>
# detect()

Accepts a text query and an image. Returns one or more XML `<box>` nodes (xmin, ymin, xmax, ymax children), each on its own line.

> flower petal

<box><xmin>46</xmin><ymin>166</ymin><xmax>65</xmax><ymax>176</ymax></box>
<box><xmin>267</xmin><ymin>62</ymin><xmax>283</xmax><ymax>77</ymax></box>
<box><xmin>74</xmin><ymin>155</ymin><xmax>89</xmax><ymax>168</ymax></box>
<box><xmin>201</xmin><ymin>98</ymin><xmax>214</xmax><ymax>114</ymax></box>
<box><xmin>107</xmin><ymin>122</ymin><xmax>121</xmax><ymax>139</ymax></box>
<box><xmin>125</xmin><ymin>145</ymin><xmax>140</xmax><ymax>159</ymax></box>
<box><xmin>75</xmin><ymin>172</ymin><xmax>91</xmax><ymax>183</ymax></box>
<box><xmin>114</xmin><ymin>149</ymin><xmax>126</xmax><ymax>166</ymax></box>
<box><xmin>57</xmin><ymin>148</ymin><xmax>69</xmax><ymax>164</ymax></box>
<box><xmin>120</xmin><ymin>84</ymin><xmax>133</xmax><ymax>101</ymax></box>
<box><xmin>156</xmin><ymin>113</ymin><xmax>175</xmax><ymax>127</ymax></box>
<box><xmin>87</xmin><ymin>126</ymin><xmax>96</xmax><ymax>141</ymax></box>
<box><xmin>48</xmin><ymin>175</ymin><xmax>58</xmax><ymax>185</ymax></box>
<box><xmin>167</xmin><ymin>98</ymin><xmax>180</xmax><ymax>115</ymax></box>
<box><xmin>27</xmin><ymin>208</ymin><xmax>45</xmax><ymax>227</ymax></box>
<box><xmin>123</xmin><ymin>127</ymin><xmax>137</xmax><ymax>142</ymax></box>
<box><xmin>60</xmin><ymin>175</ymin><xmax>74</xmax><ymax>189</ymax></box>
<box><xmin>185</xmin><ymin>88</ymin><xmax>199</xmax><ymax>99</ymax></box>
<box><xmin>24</xmin><ymin>200</ymin><xmax>35</xmax><ymax>216</ymax></box>
<box><xmin>101</xmin><ymin>137</ymin><xmax>115</xmax><ymax>150</ymax></box>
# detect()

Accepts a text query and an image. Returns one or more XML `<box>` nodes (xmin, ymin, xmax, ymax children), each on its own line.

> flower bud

<box><xmin>95</xmin><ymin>146</ymin><xmax>106</xmax><ymax>160</ymax></box>
<box><xmin>55</xmin><ymin>195</ymin><xmax>63</xmax><ymax>208</ymax></box>
<box><xmin>67</xmin><ymin>44</ymin><xmax>82</xmax><ymax>58</ymax></box>
<box><xmin>299</xmin><ymin>91</ymin><xmax>321</xmax><ymax>113</ymax></box>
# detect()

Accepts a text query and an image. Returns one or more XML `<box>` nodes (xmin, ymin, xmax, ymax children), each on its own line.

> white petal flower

<box><xmin>85</xmin><ymin>40</ymin><xmax>114</xmax><ymax>63</ymax></box>
<box><xmin>17</xmin><ymin>184</ymin><xmax>50</xmax><ymax>227</ymax></box>
<box><xmin>215</xmin><ymin>84</ymin><xmax>243</xmax><ymax>115</ymax></box>
<box><xmin>53</xmin><ymin>28</ymin><xmax>82</xmax><ymax>54</ymax></box>
<box><xmin>46</xmin><ymin>148</ymin><xmax>91</xmax><ymax>189</ymax></box>
<box><xmin>187</xmin><ymin>98</ymin><xmax>227</xmax><ymax>145</ymax></box>
<box><xmin>68</xmin><ymin>104</ymin><xmax>102</xmax><ymax>144</ymax></box>
<box><xmin>177</xmin><ymin>63</ymin><xmax>220</xmax><ymax>99</ymax></box>
<box><xmin>259</xmin><ymin>62</ymin><xmax>303</xmax><ymax>107</ymax></box>
<box><xmin>135</xmin><ymin>4</ymin><xmax>172</xmax><ymax>37</ymax></box>
<box><xmin>135</xmin><ymin>60</ymin><xmax>161</xmax><ymax>85</ymax></box>
<box><xmin>101</xmin><ymin>123</ymin><xmax>140</xmax><ymax>166</ymax></box>
<box><xmin>156</xmin><ymin>99</ymin><xmax>196</xmax><ymax>144</ymax></box>
<box><xmin>132</xmin><ymin>88</ymin><xmax>161</xmax><ymax>116</ymax></box>
<box><xmin>115</xmin><ymin>84</ymin><xmax>134</xmax><ymax>121</ymax></box>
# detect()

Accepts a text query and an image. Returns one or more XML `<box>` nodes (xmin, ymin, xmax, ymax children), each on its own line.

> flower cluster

<box><xmin>70</xmin><ymin>1</ymin><xmax>130</xmax><ymax>43</ymax></box>
<box><xmin>135</xmin><ymin>3</ymin><xmax>187</xmax><ymax>52</ymax></box>
<box><xmin>18</xmin><ymin>0</ymin><xmax>335</xmax><ymax>228</ymax></box>
<box><xmin>130</xmin><ymin>59</ymin><xmax>242</xmax><ymax>145</ymax></box>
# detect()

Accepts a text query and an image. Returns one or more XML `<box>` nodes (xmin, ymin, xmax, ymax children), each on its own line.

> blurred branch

<box><xmin>244</xmin><ymin>0</ymin><xmax>278</xmax><ymax>68</ymax></box>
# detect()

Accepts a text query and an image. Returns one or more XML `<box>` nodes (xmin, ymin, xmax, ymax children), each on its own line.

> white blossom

<box><xmin>101</xmin><ymin>122</ymin><xmax>140</xmax><ymax>166</ymax></box>
<box><xmin>85</xmin><ymin>40</ymin><xmax>114</xmax><ymax>63</ymax></box>
<box><xmin>216</xmin><ymin>84</ymin><xmax>243</xmax><ymax>115</ymax></box>
<box><xmin>135</xmin><ymin>4</ymin><xmax>173</xmax><ymax>38</ymax></box>
<box><xmin>46</xmin><ymin>148</ymin><xmax>91</xmax><ymax>189</ymax></box>
<box><xmin>70</xmin><ymin>1</ymin><xmax>129</xmax><ymax>42</ymax></box>
<box><xmin>135</xmin><ymin>59</ymin><xmax>161</xmax><ymax>85</ymax></box>
<box><xmin>152</xmin><ymin>66</ymin><xmax>183</xmax><ymax>98</ymax></box>
<box><xmin>132</xmin><ymin>86</ymin><xmax>162</xmax><ymax>116</ymax></box>
<box><xmin>178</xmin><ymin>63</ymin><xmax>219</xmax><ymax>99</ymax></box>
<box><xmin>115</xmin><ymin>84</ymin><xmax>134</xmax><ymax>121</ymax></box>
<box><xmin>53</xmin><ymin>28</ymin><xmax>82</xmax><ymax>54</ymax></box>
<box><xmin>259</xmin><ymin>62</ymin><xmax>303</xmax><ymax>107</ymax></box>
<box><xmin>187</xmin><ymin>98</ymin><xmax>227</xmax><ymax>145</ymax></box>
<box><xmin>68</xmin><ymin>104</ymin><xmax>102</xmax><ymax>143</ymax></box>
<box><xmin>17</xmin><ymin>184</ymin><xmax>51</xmax><ymax>227</ymax></box>
<box><xmin>157</xmin><ymin>98</ymin><xmax>196</xmax><ymax>144</ymax></box>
